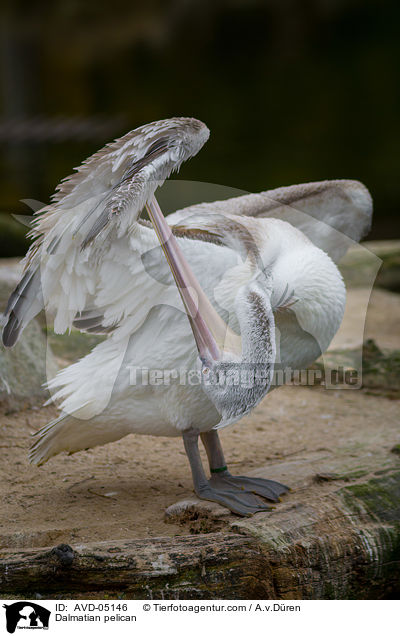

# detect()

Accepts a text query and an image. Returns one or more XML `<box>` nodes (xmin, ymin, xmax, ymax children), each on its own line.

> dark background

<box><xmin>1</xmin><ymin>0</ymin><xmax>399</xmax><ymax>256</ymax></box>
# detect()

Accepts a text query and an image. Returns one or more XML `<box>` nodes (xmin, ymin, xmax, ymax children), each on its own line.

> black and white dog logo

<box><xmin>3</xmin><ymin>602</ymin><xmax>50</xmax><ymax>633</ymax></box>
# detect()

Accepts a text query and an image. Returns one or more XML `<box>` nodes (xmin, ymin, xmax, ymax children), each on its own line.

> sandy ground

<box><xmin>1</xmin><ymin>383</ymin><xmax>399</xmax><ymax>549</ymax></box>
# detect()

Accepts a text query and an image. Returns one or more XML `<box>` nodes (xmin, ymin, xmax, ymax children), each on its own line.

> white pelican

<box><xmin>2</xmin><ymin>117</ymin><xmax>372</xmax><ymax>516</ymax></box>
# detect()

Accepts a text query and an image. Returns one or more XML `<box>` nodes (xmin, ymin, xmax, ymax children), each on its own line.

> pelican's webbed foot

<box><xmin>195</xmin><ymin>480</ymin><xmax>273</xmax><ymax>516</ymax></box>
<box><xmin>182</xmin><ymin>428</ymin><xmax>289</xmax><ymax>517</ymax></box>
<box><xmin>209</xmin><ymin>471</ymin><xmax>289</xmax><ymax>503</ymax></box>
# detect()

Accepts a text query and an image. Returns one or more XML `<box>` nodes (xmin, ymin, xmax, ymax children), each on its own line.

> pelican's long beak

<box><xmin>146</xmin><ymin>195</ymin><xmax>240</xmax><ymax>363</ymax></box>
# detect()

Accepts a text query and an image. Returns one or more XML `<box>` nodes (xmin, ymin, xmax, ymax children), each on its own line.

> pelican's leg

<box><xmin>200</xmin><ymin>430</ymin><xmax>289</xmax><ymax>503</ymax></box>
<box><xmin>182</xmin><ymin>428</ymin><xmax>272</xmax><ymax>516</ymax></box>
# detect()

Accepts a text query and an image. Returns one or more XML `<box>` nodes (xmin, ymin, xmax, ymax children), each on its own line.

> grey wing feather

<box><xmin>72</xmin><ymin>310</ymin><xmax>116</xmax><ymax>334</ymax></box>
<box><xmin>168</xmin><ymin>179</ymin><xmax>373</xmax><ymax>262</ymax></box>
<box><xmin>2</xmin><ymin>267</ymin><xmax>44</xmax><ymax>347</ymax></box>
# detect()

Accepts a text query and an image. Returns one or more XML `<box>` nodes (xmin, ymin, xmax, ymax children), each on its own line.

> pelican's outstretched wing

<box><xmin>2</xmin><ymin>117</ymin><xmax>209</xmax><ymax>346</ymax></box>
<box><xmin>167</xmin><ymin>180</ymin><xmax>373</xmax><ymax>263</ymax></box>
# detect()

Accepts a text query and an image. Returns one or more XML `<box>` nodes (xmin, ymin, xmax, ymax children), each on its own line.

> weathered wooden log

<box><xmin>0</xmin><ymin>534</ymin><xmax>267</xmax><ymax>599</ymax></box>
<box><xmin>1</xmin><ymin>466</ymin><xmax>399</xmax><ymax>599</ymax></box>
<box><xmin>233</xmin><ymin>470</ymin><xmax>400</xmax><ymax>600</ymax></box>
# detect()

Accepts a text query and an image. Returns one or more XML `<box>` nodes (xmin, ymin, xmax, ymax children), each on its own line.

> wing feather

<box><xmin>168</xmin><ymin>179</ymin><xmax>373</xmax><ymax>263</ymax></box>
<box><xmin>2</xmin><ymin>118</ymin><xmax>209</xmax><ymax>346</ymax></box>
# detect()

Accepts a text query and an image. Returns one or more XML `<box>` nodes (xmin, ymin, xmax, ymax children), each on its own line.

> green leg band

<box><xmin>210</xmin><ymin>465</ymin><xmax>228</xmax><ymax>474</ymax></box>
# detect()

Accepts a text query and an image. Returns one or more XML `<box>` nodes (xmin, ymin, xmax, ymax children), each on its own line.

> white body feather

<box><xmin>31</xmin><ymin>215</ymin><xmax>346</xmax><ymax>464</ymax></box>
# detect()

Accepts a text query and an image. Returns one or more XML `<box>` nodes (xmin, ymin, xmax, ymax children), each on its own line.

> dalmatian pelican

<box><xmin>2</xmin><ymin>117</ymin><xmax>372</xmax><ymax>515</ymax></box>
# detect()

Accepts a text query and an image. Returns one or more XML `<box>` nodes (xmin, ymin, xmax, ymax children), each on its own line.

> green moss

<box><xmin>340</xmin><ymin>471</ymin><xmax>400</xmax><ymax>523</ymax></box>
<box><xmin>340</xmin><ymin>469</ymin><xmax>369</xmax><ymax>481</ymax></box>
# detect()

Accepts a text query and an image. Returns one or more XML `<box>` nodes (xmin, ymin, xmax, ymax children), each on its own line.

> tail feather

<box><xmin>29</xmin><ymin>413</ymin><xmax>71</xmax><ymax>465</ymax></box>
<box><xmin>2</xmin><ymin>266</ymin><xmax>44</xmax><ymax>347</ymax></box>
<box><xmin>29</xmin><ymin>410</ymin><xmax>129</xmax><ymax>465</ymax></box>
